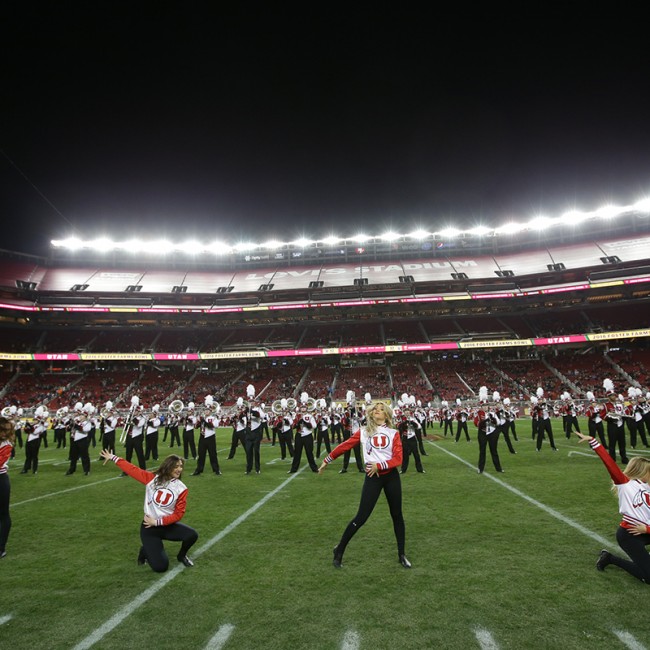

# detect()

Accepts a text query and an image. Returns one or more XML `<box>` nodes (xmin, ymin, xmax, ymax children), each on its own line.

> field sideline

<box><xmin>2</xmin><ymin>419</ymin><xmax>650</xmax><ymax>650</ymax></box>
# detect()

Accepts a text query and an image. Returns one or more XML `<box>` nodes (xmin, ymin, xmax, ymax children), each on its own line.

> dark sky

<box><xmin>2</xmin><ymin>3</ymin><xmax>650</xmax><ymax>256</ymax></box>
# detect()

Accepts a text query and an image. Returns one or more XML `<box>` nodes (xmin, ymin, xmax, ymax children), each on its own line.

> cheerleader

<box><xmin>0</xmin><ymin>417</ymin><xmax>15</xmax><ymax>558</ymax></box>
<box><xmin>319</xmin><ymin>401</ymin><xmax>411</xmax><ymax>568</ymax></box>
<box><xmin>575</xmin><ymin>431</ymin><xmax>650</xmax><ymax>584</ymax></box>
<box><xmin>100</xmin><ymin>449</ymin><xmax>198</xmax><ymax>572</ymax></box>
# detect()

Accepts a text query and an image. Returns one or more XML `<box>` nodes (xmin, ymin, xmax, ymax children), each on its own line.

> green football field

<box><xmin>2</xmin><ymin>420</ymin><xmax>649</xmax><ymax>650</ymax></box>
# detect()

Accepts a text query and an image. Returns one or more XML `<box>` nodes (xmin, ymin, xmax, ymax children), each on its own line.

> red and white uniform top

<box><xmin>0</xmin><ymin>439</ymin><xmax>13</xmax><ymax>475</ymax></box>
<box><xmin>589</xmin><ymin>438</ymin><xmax>650</xmax><ymax>533</ymax></box>
<box><xmin>323</xmin><ymin>424</ymin><xmax>403</xmax><ymax>475</ymax></box>
<box><xmin>73</xmin><ymin>419</ymin><xmax>92</xmax><ymax>442</ymax></box>
<box><xmin>202</xmin><ymin>415</ymin><xmax>219</xmax><ymax>438</ymax></box>
<box><xmin>297</xmin><ymin>413</ymin><xmax>316</xmax><ymax>437</ymax></box>
<box><xmin>108</xmin><ymin>454</ymin><xmax>188</xmax><ymax>527</ymax></box>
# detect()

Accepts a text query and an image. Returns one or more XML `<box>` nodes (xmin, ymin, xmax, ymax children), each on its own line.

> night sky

<box><xmin>2</xmin><ymin>3</ymin><xmax>650</xmax><ymax>256</ymax></box>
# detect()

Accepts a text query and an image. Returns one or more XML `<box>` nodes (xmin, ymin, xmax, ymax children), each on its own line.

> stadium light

<box><xmin>560</xmin><ymin>209</ymin><xmax>590</xmax><ymax>225</ymax></box>
<box><xmin>119</xmin><ymin>239</ymin><xmax>145</xmax><ymax>253</ymax></box>
<box><xmin>594</xmin><ymin>204</ymin><xmax>621</xmax><ymax>219</ymax></box>
<box><xmin>207</xmin><ymin>241</ymin><xmax>232</xmax><ymax>255</ymax></box>
<box><xmin>233</xmin><ymin>242</ymin><xmax>257</xmax><ymax>252</ymax></box>
<box><xmin>466</xmin><ymin>226</ymin><xmax>492</xmax><ymax>236</ymax></box>
<box><xmin>438</xmin><ymin>227</ymin><xmax>461</xmax><ymax>238</ymax></box>
<box><xmin>321</xmin><ymin>235</ymin><xmax>342</xmax><ymax>246</ymax></box>
<box><xmin>529</xmin><ymin>215</ymin><xmax>556</xmax><ymax>231</ymax></box>
<box><xmin>408</xmin><ymin>229</ymin><xmax>430</xmax><ymax>240</ymax></box>
<box><xmin>351</xmin><ymin>234</ymin><xmax>370</xmax><ymax>243</ymax></box>
<box><xmin>632</xmin><ymin>197</ymin><xmax>650</xmax><ymax>213</ymax></box>
<box><xmin>150</xmin><ymin>239</ymin><xmax>175</xmax><ymax>254</ymax></box>
<box><xmin>380</xmin><ymin>231</ymin><xmax>400</xmax><ymax>242</ymax></box>
<box><xmin>494</xmin><ymin>222</ymin><xmax>525</xmax><ymax>235</ymax></box>
<box><xmin>291</xmin><ymin>237</ymin><xmax>313</xmax><ymax>248</ymax></box>
<box><xmin>262</xmin><ymin>239</ymin><xmax>283</xmax><ymax>250</ymax></box>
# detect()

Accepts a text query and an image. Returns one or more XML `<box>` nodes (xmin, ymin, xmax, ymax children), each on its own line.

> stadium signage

<box><xmin>534</xmin><ymin>335</ymin><xmax>587</xmax><ymax>345</ymax></box>
<box><xmin>586</xmin><ymin>329</ymin><xmax>650</xmax><ymax>341</ymax></box>
<box><xmin>459</xmin><ymin>339</ymin><xmax>532</xmax><ymax>349</ymax></box>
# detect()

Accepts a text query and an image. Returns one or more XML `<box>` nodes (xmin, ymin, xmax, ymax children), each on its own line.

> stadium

<box><xmin>1</xmin><ymin>199</ymin><xmax>650</xmax><ymax>650</ymax></box>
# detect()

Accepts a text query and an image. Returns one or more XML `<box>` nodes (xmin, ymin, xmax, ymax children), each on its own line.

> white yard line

<box><xmin>11</xmin><ymin>477</ymin><xmax>122</xmax><ymax>507</ymax></box>
<box><xmin>341</xmin><ymin>630</ymin><xmax>360</xmax><ymax>650</ymax></box>
<box><xmin>72</xmin><ymin>466</ymin><xmax>308</xmax><ymax>650</ymax></box>
<box><xmin>613</xmin><ymin>630</ymin><xmax>648</xmax><ymax>650</ymax></box>
<box><xmin>429</xmin><ymin>441</ymin><xmax>612</xmax><ymax>548</ymax></box>
<box><xmin>204</xmin><ymin>624</ymin><xmax>235</xmax><ymax>649</ymax></box>
<box><xmin>474</xmin><ymin>627</ymin><xmax>500</xmax><ymax>650</ymax></box>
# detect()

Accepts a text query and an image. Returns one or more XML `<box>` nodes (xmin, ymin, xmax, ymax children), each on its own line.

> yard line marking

<box><xmin>11</xmin><ymin>477</ymin><xmax>122</xmax><ymax>507</ymax></box>
<box><xmin>429</xmin><ymin>442</ymin><xmax>612</xmax><ymax>548</ymax></box>
<box><xmin>341</xmin><ymin>630</ymin><xmax>360</xmax><ymax>650</ymax></box>
<box><xmin>0</xmin><ymin>614</ymin><xmax>13</xmax><ymax>626</ymax></box>
<box><xmin>204</xmin><ymin>624</ymin><xmax>235</xmax><ymax>649</ymax></box>
<box><xmin>475</xmin><ymin>627</ymin><xmax>499</xmax><ymax>650</ymax></box>
<box><xmin>567</xmin><ymin>451</ymin><xmax>597</xmax><ymax>458</ymax></box>
<box><xmin>72</xmin><ymin>466</ymin><xmax>308</xmax><ymax>650</ymax></box>
<box><xmin>613</xmin><ymin>630</ymin><xmax>647</xmax><ymax>650</ymax></box>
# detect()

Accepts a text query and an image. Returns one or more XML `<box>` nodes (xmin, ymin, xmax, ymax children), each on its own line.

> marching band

<box><xmin>1</xmin><ymin>376</ymin><xmax>649</xmax><ymax>483</ymax></box>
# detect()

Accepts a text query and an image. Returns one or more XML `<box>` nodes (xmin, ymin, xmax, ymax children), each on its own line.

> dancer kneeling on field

<box><xmin>574</xmin><ymin>431</ymin><xmax>650</xmax><ymax>584</ymax></box>
<box><xmin>100</xmin><ymin>449</ymin><xmax>198</xmax><ymax>572</ymax></box>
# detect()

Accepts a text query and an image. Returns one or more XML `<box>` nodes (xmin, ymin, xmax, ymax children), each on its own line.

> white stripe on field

<box><xmin>475</xmin><ymin>627</ymin><xmax>499</xmax><ymax>650</ymax></box>
<box><xmin>0</xmin><ymin>614</ymin><xmax>13</xmax><ymax>626</ymax></box>
<box><xmin>72</xmin><ymin>466</ymin><xmax>308</xmax><ymax>650</ymax></box>
<box><xmin>567</xmin><ymin>451</ymin><xmax>597</xmax><ymax>458</ymax></box>
<box><xmin>204</xmin><ymin>624</ymin><xmax>235</xmax><ymax>649</ymax></box>
<box><xmin>11</xmin><ymin>477</ymin><xmax>122</xmax><ymax>507</ymax></box>
<box><xmin>341</xmin><ymin>630</ymin><xmax>360</xmax><ymax>650</ymax></box>
<box><xmin>613</xmin><ymin>630</ymin><xmax>648</xmax><ymax>650</ymax></box>
<box><xmin>429</xmin><ymin>442</ymin><xmax>612</xmax><ymax>548</ymax></box>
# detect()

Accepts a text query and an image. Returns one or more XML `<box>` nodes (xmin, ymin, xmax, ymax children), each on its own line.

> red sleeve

<box><xmin>160</xmin><ymin>489</ymin><xmax>187</xmax><ymax>526</ymax></box>
<box><xmin>324</xmin><ymin>430</ymin><xmax>361</xmax><ymax>463</ymax></box>
<box><xmin>0</xmin><ymin>443</ymin><xmax>13</xmax><ymax>466</ymax></box>
<box><xmin>113</xmin><ymin>456</ymin><xmax>155</xmax><ymax>485</ymax></box>
<box><xmin>589</xmin><ymin>438</ymin><xmax>629</xmax><ymax>485</ymax></box>
<box><xmin>382</xmin><ymin>432</ymin><xmax>403</xmax><ymax>472</ymax></box>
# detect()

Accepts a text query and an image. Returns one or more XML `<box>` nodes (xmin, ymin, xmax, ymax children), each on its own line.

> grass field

<box><xmin>2</xmin><ymin>419</ymin><xmax>650</xmax><ymax>650</ymax></box>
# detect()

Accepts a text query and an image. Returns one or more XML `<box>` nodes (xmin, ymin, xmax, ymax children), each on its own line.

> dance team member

<box><xmin>0</xmin><ymin>417</ymin><xmax>15</xmax><ymax>558</ymax></box>
<box><xmin>100</xmin><ymin>449</ymin><xmax>198</xmax><ymax>572</ymax></box>
<box><xmin>575</xmin><ymin>431</ymin><xmax>650</xmax><ymax>584</ymax></box>
<box><xmin>319</xmin><ymin>401</ymin><xmax>411</xmax><ymax>569</ymax></box>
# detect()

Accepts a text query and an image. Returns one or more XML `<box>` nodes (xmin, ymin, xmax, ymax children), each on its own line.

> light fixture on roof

<box><xmin>262</xmin><ymin>239</ymin><xmax>283</xmax><ymax>250</ymax></box>
<box><xmin>380</xmin><ymin>231</ymin><xmax>400</xmax><ymax>242</ymax></box>
<box><xmin>292</xmin><ymin>237</ymin><xmax>313</xmax><ymax>248</ymax></box>
<box><xmin>438</xmin><ymin>227</ymin><xmax>461</xmax><ymax>238</ymax></box>
<box><xmin>595</xmin><ymin>204</ymin><xmax>621</xmax><ymax>219</ymax></box>
<box><xmin>351</xmin><ymin>234</ymin><xmax>370</xmax><ymax>243</ymax></box>
<box><xmin>233</xmin><ymin>242</ymin><xmax>257</xmax><ymax>252</ymax></box>
<box><xmin>467</xmin><ymin>226</ymin><xmax>492</xmax><ymax>236</ymax></box>
<box><xmin>408</xmin><ymin>229</ymin><xmax>430</xmax><ymax>240</ymax></box>
<box><xmin>632</xmin><ymin>197</ymin><xmax>650</xmax><ymax>213</ymax></box>
<box><xmin>494</xmin><ymin>222</ymin><xmax>524</xmax><ymax>235</ymax></box>
<box><xmin>321</xmin><ymin>235</ymin><xmax>342</xmax><ymax>246</ymax></box>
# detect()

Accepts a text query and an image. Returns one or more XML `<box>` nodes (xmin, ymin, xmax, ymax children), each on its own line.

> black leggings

<box><xmin>336</xmin><ymin>469</ymin><xmax>405</xmax><ymax>557</ymax></box>
<box><xmin>140</xmin><ymin>522</ymin><xmax>198</xmax><ymax>573</ymax></box>
<box><xmin>0</xmin><ymin>474</ymin><xmax>11</xmax><ymax>552</ymax></box>
<box><xmin>610</xmin><ymin>526</ymin><xmax>650</xmax><ymax>584</ymax></box>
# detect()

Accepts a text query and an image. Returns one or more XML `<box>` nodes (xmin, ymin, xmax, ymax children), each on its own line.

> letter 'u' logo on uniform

<box><xmin>155</xmin><ymin>488</ymin><xmax>174</xmax><ymax>507</ymax></box>
<box><xmin>371</xmin><ymin>434</ymin><xmax>389</xmax><ymax>449</ymax></box>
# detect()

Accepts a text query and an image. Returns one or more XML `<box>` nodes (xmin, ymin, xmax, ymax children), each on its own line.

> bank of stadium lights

<box><xmin>50</xmin><ymin>196</ymin><xmax>650</xmax><ymax>254</ymax></box>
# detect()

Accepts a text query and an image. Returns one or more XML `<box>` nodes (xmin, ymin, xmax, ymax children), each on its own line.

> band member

<box><xmin>192</xmin><ymin>396</ymin><xmax>222</xmax><ymax>476</ymax></box>
<box><xmin>245</xmin><ymin>403</ymin><xmax>264</xmax><ymax>474</ymax></box>
<box><xmin>563</xmin><ymin>393</ymin><xmax>581</xmax><ymax>438</ymax></box>
<box><xmin>100</xmin><ymin>449</ymin><xmax>198</xmax><ymax>572</ymax></box>
<box><xmin>101</xmin><ymin>403</ymin><xmax>119</xmax><ymax>456</ymax></box>
<box><xmin>574</xmin><ymin>431</ymin><xmax>650</xmax><ymax>584</ymax></box>
<box><xmin>53</xmin><ymin>407</ymin><xmax>69</xmax><ymax>449</ymax></box>
<box><xmin>455</xmin><ymin>399</ymin><xmax>470</xmax><ymax>443</ymax></box>
<box><xmin>493</xmin><ymin>393</ymin><xmax>516</xmax><ymax>455</ymax></box>
<box><xmin>440</xmin><ymin>401</ymin><xmax>454</xmax><ymax>437</ymax></box>
<box><xmin>66</xmin><ymin>406</ymin><xmax>92</xmax><ymax>476</ymax></box>
<box><xmin>626</xmin><ymin>388</ymin><xmax>650</xmax><ymax>449</ymax></box>
<box><xmin>503</xmin><ymin>397</ymin><xmax>518</xmax><ymax>442</ymax></box>
<box><xmin>125</xmin><ymin>407</ymin><xmax>147</xmax><ymax>471</ymax></box>
<box><xmin>0</xmin><ymin>416</ymin><xmax>15</xmax><ymax>558</ymax></box>
<box><xmin>288</xmin><ymin>396</ymin><xmax>319</xmax><ymax>474</ymax></box>
<box><xmin>319</xmin><ymin>401</ymin><xmax>411</xmax><ymax>569</ymax></box>
<box><xmin>475</xmin><ymin>391</ymin><xmax>504</xmax><ymax>474</ymax></box>
<box><xmin>315</xmin><ymin>402</ymin><xmax>332</xmax><ymax>458</ymax></box>
<box><xmin>604</xmin><ymin>379</ymin><xmax>629</xmax><ymax>464</ymax></box>
<box><xmin>532</xmin><ymin>389</ymin><xmax>558</xmax><ymax>452</ymax></box>
<box><xmin>278</xmin><ymin>403</ymin><xmax>295</xmax><ymax>460</ymax></box>
<box><xmin>11</xmin><ymin>408</ymin><xmax>23</xmax><ymax>459</ymax></box>
<box><xmin>260</xmin><ymin>405</ymin><xmax>271</xmax><ymax>441</ymax></box>
<box><xmin>182</xmin><ymin>402</ymin><xmax>198</xmax><ymax>460</ymax></box>
<box><xmin>331</xmin><ymin>408</ymin><xmax>343</xmax><ymax>444</ymax></box>
<box><xmin>338</xmin><ymin>406</ymin><xmax>364</xmax><ymax>474</ymax></box>
<box><xmin>167</xmin><ymin>412</ymin><xmax>182</xmax><ymax>449</ymax></box>
<box><xmin>585</xmin><ymin>392</ymin><xmax>607</xmax><ymax>446</ymax></box>
<box><xmin>399</xmin><ymin>410</ymin><xmax>425</xmax><ymax>474</ymax></box>
<box><xmin>144</xmin><ymin>405</ymin><xmax>162</xmax><ymax>462</ymax></box>
<box><xmin>21</xmin><ymin>406</ymin><xmax>48</xmax><ymax>475</ymax></box>
<box><xmin>227</xmin><ymin>399</ymin><xmax>247</xmax><ymax>460</ymax></box>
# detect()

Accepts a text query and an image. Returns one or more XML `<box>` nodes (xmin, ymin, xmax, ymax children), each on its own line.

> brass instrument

<box><xmin>1</xmin><ymin>406</ymin><xmax>14</xmax><ymax>418</ymax></box>
<box><xmin>169</xmin><ymin>399</ymin><xmax>184</xmax><ymax>414</ymax></box>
